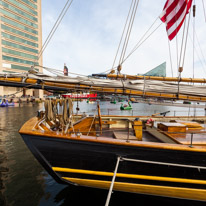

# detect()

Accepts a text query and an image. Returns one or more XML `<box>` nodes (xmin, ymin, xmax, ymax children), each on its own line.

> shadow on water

<box><xmin>0</xmin><ymin>101</ymin><xmax>206</xmax><ymax>206</ymax></box>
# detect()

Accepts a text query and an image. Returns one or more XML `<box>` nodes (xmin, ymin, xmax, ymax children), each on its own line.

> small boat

<box><xmin>120</xmin><ymin>102</ymin><xmax>132</xmax><ymax>110</ymax></box>
<box><xmin>87</xmin><ymin>98</ymin><xmax>95</xmax><ymax>104</ymax></box>
<box><xmin>62</xmin><ymin>92</ymin><xmax>97</xmax><ymax>99</ymax></box>
<box><xmin>110</xmin><ymin>99</ymin><xmax>116</xmax><ymax>104</ymax></box>
<box><xmin>130</xmin><ymin>98</ymin><xmax>139</xmax><ymax>103</ymax></box>
<box><xmin>0</xmin><ymin>99</ymin><xmax>7</xmax><ymax>107</ymax></box>
<box><xmin>8</xmin><ymin>101</ymin><xmax>15</xmax><ymax>106</ymax></box>
<box><xmin>183</xmin><ymin>100</ymin><xmax>192</xmax><ymax>104</ymax></box>
<box><xmin>0</xmin><ymin>99</ymin><xmax>14</xmax><ymax>107</ymax></box>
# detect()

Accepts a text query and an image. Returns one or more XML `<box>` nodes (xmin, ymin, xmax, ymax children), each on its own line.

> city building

<box><xmin>0</xmin><ymin>0</ymin><xmax>43</xmax><ymax>97</ymax></box>
<box><xmin>137</xmin><ymin>62</ymin><xmax>166</xmax><ymax>77</ymax></box>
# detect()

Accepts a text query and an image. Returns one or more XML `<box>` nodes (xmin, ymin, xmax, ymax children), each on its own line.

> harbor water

<box><xmin>1</xmin><ymin>100</ymin><xmax>206</xmax><ymax>206</ymax></box>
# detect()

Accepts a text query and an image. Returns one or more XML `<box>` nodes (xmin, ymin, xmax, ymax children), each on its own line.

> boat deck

<box><xmin>19</xmin><ymin>116</ymin><xmax>206</xmax><ymax>152</ymax></box>
<box><xmin>97</xmin><ymin>120</ymin><xmax>206</xmax><ymax>145</ymax></box>
<box><xmin>155</xmin><ymin>122</ymin><xmax>206</xmax><ymax>145</ymax></box>
<box><xmin>19</xmin><ymin>114</ymin><xmax>206</xmax><ymax>149</ymax></box>
<box><xmin>99</xmin><ymin>128</ymin><xmax>161</xmax><ymax>142</ymax></box>
<box><xmin>167</xmin><ymin>129</ymin><xmax>206</xmax><ymax>145</ymax></box>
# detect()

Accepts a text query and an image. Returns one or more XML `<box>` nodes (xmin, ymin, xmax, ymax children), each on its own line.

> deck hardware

<box><xmin>76</xmin><ymin>129</ymin><xmax>82</xmax><ymax>137</ymax></box>
<box><xmin>121</xmin><ymin>157</ymin><xmax>206</xmax><ymax>170</ymax></box>
<box><xmin>126</xmin><ymin>120</ymin><xmax>130</xmax><ymax>142</ymax></box>
<box><xmin>189</xmin><ymin>133</ymin><xmax>194</xmax><ymax>148</ymax></box>
<box><xmin>105</xmin><ymin>156</ymin><xmax>121</xmax><ymax>206</ymax></box>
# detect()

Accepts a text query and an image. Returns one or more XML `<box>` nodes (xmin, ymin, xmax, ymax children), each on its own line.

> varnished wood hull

<box><xmin>21</xmin><ymin>133</ymin><xmax>206</xmax><ymax>202</ymax></box>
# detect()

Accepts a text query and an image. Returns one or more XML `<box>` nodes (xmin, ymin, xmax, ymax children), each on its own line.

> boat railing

<box><xmin>105</xmin><ymin>155</ymin><xmax>206</xmax><ymax>206</ymax></box>
<box><xmin>120</xmin><ymin>156</ymin><xmax>206</xmax><ymax>170</ymax></box>
<box><xmin>75</xmin><ymin>108</ymin><xmax>205</xmax><ymax>117</ymax></box>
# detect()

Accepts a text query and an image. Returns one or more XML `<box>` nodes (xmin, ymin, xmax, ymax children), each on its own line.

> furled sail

<box><xmin>1</xmin><ymin>72</ymin><xmax>206</xmax><ymax>101</ymax></box>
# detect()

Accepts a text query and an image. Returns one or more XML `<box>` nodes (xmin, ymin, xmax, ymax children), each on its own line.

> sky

<box><xmin>41</xmin><ymin>0</ymin><xmax>206</xmax><ymax>78</ymax></box>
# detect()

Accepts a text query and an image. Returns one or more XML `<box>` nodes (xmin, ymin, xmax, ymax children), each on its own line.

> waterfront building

<box><xmin>0</xmin><ymin>0</ymin><xmax>43</xmax><ymax>97</ymax></box>
<box><xmin>137</xmin><ymin>62</ymin><xmax>166</xmax><ymax>77</ymax></box>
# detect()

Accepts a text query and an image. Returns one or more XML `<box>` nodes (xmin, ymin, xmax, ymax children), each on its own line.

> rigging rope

<box><xmin>99</xmin><ymin>16</ymin><xmax>162</xmax><ymax>75</ymax></box>
<box><xmin>181</xmin><ymin>5</ymin><xmax>192</xmax><ymax>70</ymax></box>
<box><xmin>175</xmin><ymin>20</ymin><xmax>179</xmax><ymax>76</ymax></box>
<box><xmin>202</xmin><ymin>0</ymin><xmax>206</xmax><ymax>22</ymax></box>
<box><xmin>178</xmin><ymin>19</ymin><xmax>187</xmax><ymax>73</ymax></box>
<box><xmin>111</xmin><ymin>0</ymin><xmax>135</xmax><ymax>70</ymax></box>
<box><xmin>37</xmin><ymin>0</ymin><xmax>73</xmax><ymax>61</ymax></box>
<box><xmin>194</xmin><ymin>31</ymin><xmax>206</xmax><ymax>74</ymax></box>
<box><xmin>111</xmin><ymin>0</ymin><xmax>140</xmax><ymax>75</ymax></box>
<box><xmin>167</xmin><ymin>38</ymin><xmax>173</xmax><ymax>77</ymax></box>
<box><xmin>119</xmin><ymin>0</ymin><xmax>139</xmax><ymax>66</ymax></box>
<box><xmin>193</xmin><ymin>3</ymin><xmax>196</xmax><ymax>79</ymax></box>
<box><xmin>188</xmin><ymin>33</ymin><xmax>206</xmax><ymax>75</ymax></box>
<box><xmin>122</xmin><ymin>21</ymin><xmax>162</xmax><ymax>64</ymax></box>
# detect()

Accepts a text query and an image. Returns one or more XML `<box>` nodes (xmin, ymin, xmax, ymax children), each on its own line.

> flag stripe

<box><xmin>168</xmin><ymin>16</ymin><xmax>186</xmax><ymax>40</ymax></box>
<box><xmin>160</xmin><ymin>0</ymin><xmax>180</xmax><ymax>22</ymax></box>
<box><xmin>167</xmin><ymin>2</ymin><xmax>187</xmax><ymax>30</ymax></box>
<box><xmin>167</xmin><ymin>6</ymin><xmax>187</xmax><ymax>35</ymax></box>
<box><xmin>160</xmin><ymin>0</ymin><xmax>192</xmax><ymax>41</ymax></box>
<box><xmin>166</xmin><ymin>0</ymin><xmax>186</xmax><ymax>25</ymax></box>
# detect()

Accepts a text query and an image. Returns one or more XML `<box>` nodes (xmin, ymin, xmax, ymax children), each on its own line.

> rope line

<box><xmin>167</xmin><ymin>38</ymin><xmax>173</xmax><ymax>77</ymax></box>
<box><xmin>202</xmin><ymin>0</ymin><xmax>206</xmax><ymax>22</ymax></box>
<box><xmin>111</xmin><ymin>0</ymin><xmax>135</xmax><ymax>70</ymax></box>
<box><xmin>122</xmin><ymin>21</ymin><xmax>162</xmax><ymax>64</ymax></box>
<box><xmin>119</xmin><ymin>0</ymin><xmax>139</xmax><ymax>66</ymax></box>
<box><xmin>37</xmin><ymin>0</ymin><xmax>73</xmax><ymax>61</ymax></box>
<box><xmin>181</xmin><ymin>5</ymin><xmax>192</xmax><ymax>69</ymax></box>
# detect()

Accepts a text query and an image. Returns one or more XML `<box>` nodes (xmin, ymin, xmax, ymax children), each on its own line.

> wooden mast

<box><xmin>93</xmin><ymin>74</ymin><xmax>206</xmax><ymax>83</ymax></box>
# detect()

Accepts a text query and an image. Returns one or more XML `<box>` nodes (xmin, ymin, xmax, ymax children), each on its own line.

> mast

<box><xmin>92</xmin><ymin>73</ymin><xmax>206</xmax><ymax>83</ymax></box>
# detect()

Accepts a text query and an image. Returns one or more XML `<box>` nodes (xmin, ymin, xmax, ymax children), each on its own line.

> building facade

<box><xmin>0</xmin><ymin>0</ymin><xmax>43</xmax><ymax>97</ymax></box>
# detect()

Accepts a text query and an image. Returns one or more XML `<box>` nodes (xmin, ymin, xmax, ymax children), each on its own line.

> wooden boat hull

<box><xmin>20</xmin><ymin>132</ymin><xmax>206</xmax><ymax>202</ymax></box>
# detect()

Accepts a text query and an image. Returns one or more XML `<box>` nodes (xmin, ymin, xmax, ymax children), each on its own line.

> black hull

<box><xmin>21</xmin><ymin>134</ymin><xmax>206</xmax><ymax>202</ymax></box>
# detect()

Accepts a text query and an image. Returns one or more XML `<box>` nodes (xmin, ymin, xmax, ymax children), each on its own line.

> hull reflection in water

<box><xmin>19</xmin><ymin>112</ymin><xmax>206</xmax><ymax>203</ymax></box>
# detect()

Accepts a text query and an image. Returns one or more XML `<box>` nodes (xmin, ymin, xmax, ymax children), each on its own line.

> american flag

<box><xmin>160</xmin><ymin>0</ymin><xmax>193</xmax><ymax>40</ymax></box>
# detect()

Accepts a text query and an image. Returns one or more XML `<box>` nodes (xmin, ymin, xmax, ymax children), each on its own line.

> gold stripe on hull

<box><xmin>62</xmin><ymin>177</ymin><xmax>206</xmax><ymax>202</ymax></box>
<box><xmin>52</xmin><ymin>167</ymin><xmax>206</xmax><ymax>185</ymax></box>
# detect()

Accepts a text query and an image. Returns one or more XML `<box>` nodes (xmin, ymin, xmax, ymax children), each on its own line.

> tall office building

<box><xmin>0</xmin><ymin>0</ymin><xmax>43</xmax><ymax>97</ymax></box>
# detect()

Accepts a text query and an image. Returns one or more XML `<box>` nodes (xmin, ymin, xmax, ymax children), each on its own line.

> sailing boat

<box><xmin>2</xmin><ymin>0</ymin><xmax>206</xmax><ymax>203</ymax></box>
<box><xmin>18</xmin><ymin>96</ymin><xmax>206</xmax><ymax>202</ymax></box>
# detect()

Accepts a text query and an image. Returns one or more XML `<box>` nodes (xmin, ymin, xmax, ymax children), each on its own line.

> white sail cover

<box><xmin>1</xmin><ymin>72</ymin><xmax>206</xmax><ymax>99</ymax></box>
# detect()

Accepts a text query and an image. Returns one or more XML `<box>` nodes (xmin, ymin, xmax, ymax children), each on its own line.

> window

<box><xmin>1</xmin><ymin>17</ymin><xmax>38</xmax><ymax>34</ymax></box>
<box><xmin>2</xmin><ymin>32</ymin><xmax>38</xmax><ymax>47</ymax></box>
<box><xmin>1</xmin><ymin>24</ymin><xmax>38</xmax><ymax>41</ymax></box>
<box><xmin>3</xmin><ymin>55</ymin><xmax>37</xmax><ymax>65</ymax></box>
<box><xmin>2</xmin><ymin>48</ymin><xmax>38</xmax><ymax>60</ymax></box>
<box><xmin>2</xmin><ymin>40</ymin><xmax>38</xmax><ymax>54</ymax></box>
<box><xmin>0</xmin><ymin>9</ymin><xmax>38</xmax><ymax>28</ymax></box>
<box><xmin>6</xmin><ymin>0</ymin><xmax>37</xmax><ymax>15</ymax></box>
<box><xmin>21</xmin><ymin>0</ymin><xmax>37</xmax><ymax>9</ymax></box>
<box><xmin>10</xmin><ymin>64</ymin><xmax>39</xmax><ymax>71</ymax></box>
<box><xmin>11</xmin><ymin>64</ymin><xmax>30</xmax><ymax>71</ymax></box>
<box><xmin>0</xmin><ymin>1</ymin><xmax>38</xmax><ymax>22</ymax></box>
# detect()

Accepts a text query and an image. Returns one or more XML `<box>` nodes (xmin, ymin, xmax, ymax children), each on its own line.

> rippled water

<box><xmin>0</xmin><ymin>101</ymin><xmax>205</xmax><ymax>206</ymax></box>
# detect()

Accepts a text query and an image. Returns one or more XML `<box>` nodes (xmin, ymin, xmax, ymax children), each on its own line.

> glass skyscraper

<box><xmin>0</xmin><ymin>0</ymin><xmax>43</xmax><ymax>97</ymax></box>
